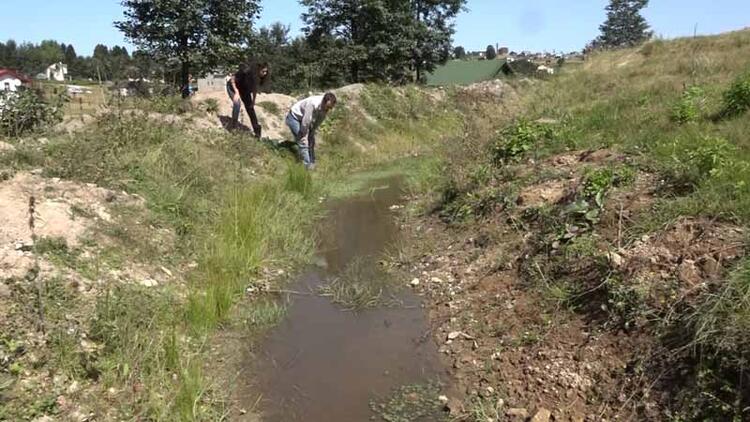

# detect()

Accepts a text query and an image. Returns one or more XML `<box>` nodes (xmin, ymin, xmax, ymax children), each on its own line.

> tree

<box><xmin>453</xmin><ymin>46</ymin><xmax>466</xmax><ymax>59</ymax></box>
<box><xmin>485</xmin><ymin>45</ymin><xmax>497</xmax><ymax>60</ymax></box>
<box><xmin>116</xmin><ymin>0</ymin><xmax>261</xmax><ymax>97</ymax></box>
<box><xmin>593</xmin><ymin>0</ymin><xmax>652</xmax><ymax>49</ymax></box>
<box><xmin>301</xmin><ymin>0</ymin><xmax>465</xmax><ymax>85</ymax></box>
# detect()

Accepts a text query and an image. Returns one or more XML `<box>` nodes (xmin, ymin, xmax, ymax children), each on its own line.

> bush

<box><xmin>201</xmin><ymin>98</ymin><xmax>219</xmax><ymax>114</ymax></box>
<box><xmin>671</xmin><ymin>86</ymin><xmax>705</xmax><ymax>124</ymax></box>
<box><xmin>0</xmin><ymin>89</ymin><xmax>64</xmax><ymax>137</ymax></box>
<box><xmin>721</xmin><ymin>71</ymin><xmax>750</xmax><ymax>117</ymax></box>
<box><xmin>491</xmin><ymin>120</ymin><xmax>556</xmax><ymax>164</ymax></box>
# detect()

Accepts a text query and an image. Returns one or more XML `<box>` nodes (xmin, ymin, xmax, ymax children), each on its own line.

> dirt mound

<box><xmin>192</xmin><ymin>89</ymin><xmax>296</xmax><ymax>139</ymax></box>
<box><xmin>0</xmin><ymin>171</ymin><xmax>141</xmax><ymax>280</ymax></box>
<box><xmin>517</xmin><ymin>179</ymin><xmax>572</xmax><ymax>208</ymax></box>
<box><xmin>618</xmin><ymin>218</ymin><xmax>745</xmax><ymax>306</ymax></box>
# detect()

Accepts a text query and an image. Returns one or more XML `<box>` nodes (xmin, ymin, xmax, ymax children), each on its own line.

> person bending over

<box><xmin>227</xmin><ymin>61</ymin><xmax>269</xmax><ymax>137</ymax></box>
<box><xmin>285</xmin><ymin>93</ymin><xmax>337</xmax><ymax>170</ymax></box>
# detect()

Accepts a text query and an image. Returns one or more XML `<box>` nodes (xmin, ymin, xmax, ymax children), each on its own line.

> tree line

<box><xmin>1</xmin><ymin>0</ymin><xmax>651</xmax><ymax>93</ymax></box>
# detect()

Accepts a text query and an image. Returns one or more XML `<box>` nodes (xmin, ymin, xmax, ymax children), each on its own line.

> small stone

<box><xmin>410</xmin><ymin>278</ymin><xmax>420</xmax><ymax>287</ymax></box>
<box><xmin>438</xmin><ymin>395</ymin><xmax>449</xmax><ymax>404</ymax></box>
<box><xmin>239</xmin><ymin>409</ymin><xmax>247</xmax><ymax>415</ymax></box>
<box><xmin>67</xmin><ymin>380</ymin><xmax>80</xmax><ymax>395</ymax></box>
<box><xmin>0</xmin><ymin>282</ymin><xmax>11</xmax><ymax>298</ymax></box>
<box><xmin>608</xmin><ymin>251</ymin><xmax>624</xmax><ymax>268</ymax></box>
<box><xmin>161</xmin><ymin>266</ymin><xmax>173</xmax><ymax>277</ymax></box>
<box><xmin>531</xmin><ymin>408</ymin><xmax>552</xmax><ymax>422</ymax></box>
<box><xmin>140</xmin><ymin>279</ymin><xmax>158</xmax><ymax>287</ymax></box>
<box><xmin>506</xmin><ymin>408</ymin><xmax>529</xmax><ymax>420</ymax></box>
<box><xmin>447</xmin><ymin>331</ymin><xmax>462</xmax><ymax>340</ymax></box>
<box><xmin>431</xmin><ymin>276</ymin><xmax>444</xmax><ymax>283</ymax></box>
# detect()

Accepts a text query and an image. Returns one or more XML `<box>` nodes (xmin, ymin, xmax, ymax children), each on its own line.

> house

<box><xmin>46</xmin><ymin>62</ymin><xmax>68</xmax><ymax>82</ymax></box>
<box><xmin>0</xmin><ymin>69</ymin><xmax>31</xmax><ymax>92</ymax></box>
<box><xmin>197</xmin><ymin>74</ymin><xmax>228</xmax><ymax>92</ymax></box>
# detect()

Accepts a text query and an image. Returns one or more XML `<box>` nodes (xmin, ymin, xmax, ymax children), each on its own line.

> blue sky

<box><xmin>0</xmin><ymin>0</ymin><xmax>748</xmax><ymax>56</ymax></box>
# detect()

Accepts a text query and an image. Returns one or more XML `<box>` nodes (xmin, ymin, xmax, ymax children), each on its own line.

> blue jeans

<box><xmin>285</xmin><ymin>113</ymin><xmax>315</xmax><ymax>169</ymax></box>
<box><xmin>226</xmin><ymin>83</ymin><xmax>241</xmax><ymax>124</ymax></box>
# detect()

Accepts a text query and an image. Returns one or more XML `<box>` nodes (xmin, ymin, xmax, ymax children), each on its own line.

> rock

<box><xmin>444</xmin><ymin>397</ymin><xmax>464</xmax><ymax>417</ymax></box>
<box><xmin>140</xmin><ymin>279</ymin><xmax>158</xmax><ymax>287</ymax></box>
<box><xmin>0</xmin><ymin>282</ymin><xmax>10</xmax><ymax>298</ymax></box>
<box><xmin>506</xmin><ymin>408</ymin><xmax>529</xmax><ymax>420</ymax></box>
<box><xmin>410</xmin><ymin>278</ymin><xmax>420</xmax><ymax>287</ymax></box>
<box><xmin>608</xmin><ymin>251</ymin><xmax>624</xmax><ymax>268</ymax></box>
<box><xmin>531</xmin><ymin>408</ymin><xmax>552</xmax><ymax>422</ymax></box>
<box><xmin>677</xmin><ymin>260</ymin><xmax>701</xmax><ymax>286</ymax></box>
<box><xmin>447</xmin><ymin>331</ymin><xmax>462</xmax><ymax>340</ymax></box>
<box><xmin>66</xmin><ymin>380</ymin><xmax>81</xmax><ymax>395</ymax></box>
<box><xmin>700</xmin><ymin>255</ymin><xmax>721</xmax><ymax>279</ymax></box>
<box><xmin>438</xmin><ymin>395</ymin><xmax>449</xmax><ymax>404</ymax></box>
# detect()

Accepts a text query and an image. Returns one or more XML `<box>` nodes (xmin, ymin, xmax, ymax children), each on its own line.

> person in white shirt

<box><xmin>285</xmin><ymin>93</ymin><xmax>337</xmax><ymax>169</ymax></box>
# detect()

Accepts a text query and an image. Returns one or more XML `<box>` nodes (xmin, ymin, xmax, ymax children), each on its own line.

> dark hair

<box><xmin>236</xmin><ymin>60</ymin><xmax>270</xmax><ymax>95</ymax></box>
<box><xmin>323</xmin><ymin>92</ymin><xmax>337</xmax><ymax>105</ymax></box>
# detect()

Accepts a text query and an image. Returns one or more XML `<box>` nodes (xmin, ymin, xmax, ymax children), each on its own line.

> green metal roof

<box><xmin>425</xmin><ymin>59</ymin><xmax>506</xmax><ymax>86</ymax></box>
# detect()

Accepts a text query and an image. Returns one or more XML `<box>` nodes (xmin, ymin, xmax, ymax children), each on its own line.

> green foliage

<box><xmin>485</xmin><ymin>45</ymin><xmax>497</xmax><ymax>60</ymax></box>
<box><xmin>592</xmin><ymin>0</ymin><xmax>652</xmax><ymax>49</ymax></box>
<box><xmin>671</xmin><ymin>86</ymin><xmax>705</xmax><ymax>124</ymax></box>
<box><xmin>492</xmin><ymin>120</ymin><xmax>556</xmax><ymax>164</ymax></box>
<box><xmin>285</xmin><ymin>162</ymin><xmax>314</xmax><ymax>198</ymax></box>
<box><xmin>664</xmin><ymin>136</ymin><xmax>735</xmax><ymax>187</ymax></box>
<box><xmin>201</xmin><ymin>98</ymin><xmax>219</xmax><ymax>114</ymax></box>
<box><xmin>116</xmin><ymin>0</ymin><xmax>262</xmax><ymax>89</ymax></box>
<box><xmin>721</xmin><ymin>71</ymin><xmax>750</xmax><ymax>118</ymax></box>
<box><xmin>0</xmin><ymin>89</ymin><xmax>64</xmax><ymax>137</ymax></box>
<box><xmin>257</xmin><ymin>101</ymin><xmax>280</xmax><ymax>115</ymax></box>
<box><xmin>301</xmin><ymin>0</ymin><xmax>466</xmax><ymax>84</ymax></box>
<box><xmin>582</xmin><ymin>166</ymin><xmax>635</xmax><ymax>206</ymax></box>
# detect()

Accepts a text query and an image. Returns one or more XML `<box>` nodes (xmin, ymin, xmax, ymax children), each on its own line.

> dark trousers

<box><xmin>226</xmin><ymin>83</ymin><xmax>261</xmax><ymax>138</ymax></box>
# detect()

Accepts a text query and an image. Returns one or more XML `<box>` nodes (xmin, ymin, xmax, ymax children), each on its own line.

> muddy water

<box><xmin>248</xmin><ymin>176</ymin><xmax>447</xmax><ymax>421</ymax></box>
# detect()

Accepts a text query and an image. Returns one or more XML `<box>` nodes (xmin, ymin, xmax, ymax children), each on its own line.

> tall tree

<box><xmin>116</xmin><ymin>0</ymin><xmax>261</xmax><ymax>97</ymax></box>
<box><xmin>453</xmin><ymin>46</ymin><xmax>466</xmax><ymax>59</ymax></box>
<box><xmin>485</xmin><ymin>45</ymin><xmax>497</xmax><ymax>60</ymax></box>
<box><xmin>301</xmin><ymin>0</ymin><xmax>465</xmax><ymax>85</ymax></box>
<box><xmin>410</xmin><ymin>0</ymin><xmax>465</xmax><ymax>82</ymax></box>
<box><xmin>593</xmin><ymin>0</ymin><xmax>652</xmax><ymax>49</ymax></box>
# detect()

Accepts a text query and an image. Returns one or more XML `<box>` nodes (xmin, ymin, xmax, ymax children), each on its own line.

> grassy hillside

<box><xmin>416</xmin><ymin>29</ymin><xmax>750</xmax><ymax>420</ymax></box>
<box><xmin>425</xmin><ymin>59</ymin><xmax>506</xmax><ymax>86</ymax></box>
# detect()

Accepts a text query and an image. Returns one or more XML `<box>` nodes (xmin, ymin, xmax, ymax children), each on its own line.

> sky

<box><xmin>0</xmin><ymin>0</ymin><xmax>748</xmax><ymax>56</ymax></box>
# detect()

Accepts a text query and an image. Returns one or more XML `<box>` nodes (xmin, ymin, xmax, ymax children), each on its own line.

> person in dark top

<box><xmin>226</xmin><ymin>61</ymin><xmax>269</xmax><ymax>137</ymax></box>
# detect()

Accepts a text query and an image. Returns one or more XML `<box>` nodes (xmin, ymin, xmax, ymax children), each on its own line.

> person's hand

<box><xmin>233</xmin><ymin>93</ymin><xmax>240</xmax><ymax>103</ymax></box>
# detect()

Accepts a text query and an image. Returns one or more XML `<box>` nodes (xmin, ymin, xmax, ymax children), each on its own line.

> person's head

<box><xmin>322</xmin><ymin>92</ymin><xmax>337</xmax><ymax>112</ymax></box>
<box><xmin>257</xmin><ymin>62</ymin><xmax>269</xmax><ymax>80</ymax></box>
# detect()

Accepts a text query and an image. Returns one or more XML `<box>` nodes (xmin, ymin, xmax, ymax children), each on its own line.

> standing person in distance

<box><xmin>285</xmin><ymin>93</ymin><xmax>337</xmax><ymax>170</ymax></box>
<box><xmin>226</xmin><ymin>61</ymin><xmax>269</xmax><ymax>138</ymax></box>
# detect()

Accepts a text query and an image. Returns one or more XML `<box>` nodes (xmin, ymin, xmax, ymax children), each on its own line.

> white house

<box><xmin>197</xmin><ymin>74</ymin><xmax>229</xmax><ymax>92</ymax></box>
<box><xmin>46</xmin><ymin>62</ymin><xmax>68</xmax><ymax>82</ymax></box>
<box><xmin>0</xmin><ymin>69</ymin><xmax>31</xmax><ymax>92</ymax></box>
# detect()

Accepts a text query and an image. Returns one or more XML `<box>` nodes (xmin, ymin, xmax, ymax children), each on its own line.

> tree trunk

<box><xmin>181</xmin><ymin>59</ymin><xmax>190</xmax><ymax>98</ymax></box>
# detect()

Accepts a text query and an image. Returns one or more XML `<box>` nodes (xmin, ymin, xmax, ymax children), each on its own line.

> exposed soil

<box><xmin>391</xmin><ymin>148</ymin><xmax>746</xmax><ymax>421</ymax></box>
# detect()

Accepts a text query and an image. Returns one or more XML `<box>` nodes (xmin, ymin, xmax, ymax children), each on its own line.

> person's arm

<box><xmin>299</xmin><ymin>102</ymin><xmax>315</xmax><ymax>137</ymax></box>
<box><xmin>252</xmin><ymin>91</ymin><xmax>257</xmax><ymax>105</ymax></box>
<box><xmin>230</xmin><ymin>76</ymin><xmax>240</xmax><ymax>102</ymax></box>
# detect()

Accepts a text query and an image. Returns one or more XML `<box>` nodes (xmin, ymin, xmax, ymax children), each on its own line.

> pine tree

<box><xmin>594</xmin><ymin>0</ymin><xmax>652</xmax><ymax>49</ymax></box>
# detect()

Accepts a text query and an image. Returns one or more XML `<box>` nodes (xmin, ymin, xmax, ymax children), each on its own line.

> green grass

<box><xmin>0</xmin><ymin>81</ymin><xmax>465</xmax><ymax>420</ymax></box>
<box><xmin>428</xmin><ymin>29</ymin><xmax>750</xmax><ymax>420</ymax></box>
<box><xmin>425</xmin><ymin>59</ymin><xmax>506</xmax><ymax>86</ymax></box>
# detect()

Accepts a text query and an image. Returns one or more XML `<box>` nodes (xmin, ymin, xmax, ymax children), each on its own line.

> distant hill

<box><xmin>425</xmin><ymin>59</ymin><xmax>506</xmax><ymax>86</ymax></box>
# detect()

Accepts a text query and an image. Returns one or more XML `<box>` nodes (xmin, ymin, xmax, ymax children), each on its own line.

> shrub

<box><xmin>721</xmin><ymin>71</ymin><xmax>750</xmax><ymax>117</ymax></box>
<box><xmin>0</xmin><ymin>89</ymin><xmax>64</xmax><ymax>137</ymax></box>
<box><xmin>201</xmin><ymin>98</ymin><xmax>219</xmax><ymax>113</ymax></box>
<box><xmin>491</xmin><ymin>120</ymin><xmax>556</xmax><ymax>164</ymax></box>
<box><xmin>257</xmin><ymin>101</ymin><xmax>280</xmax><ymax>115</ymax></box>
<box><xmin>671</xmin><ymin>86</ymin><xmax>705</xmax><ymax>124</ymax></box>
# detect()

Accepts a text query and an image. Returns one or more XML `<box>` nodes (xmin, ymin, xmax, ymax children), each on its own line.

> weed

<box><xmin>0</xmin><ymin>89</ymin><xmax>65</xmax><ymax>137</ymax></box>
<box><xmin>256</xmin><ymin>101</ymin><xmax>280</xmax><ymax>115</ymax></box>
<box><xmin>319</xmin><ymin>257</ymin><xmax>400</xmax><ymax>310</ymax></box>
<box><xmin>202</xmin><ymin>98</ymin><xmax>219</xmax><ymax>113</ymax></box>
<box><xmin>370</xmin><ymin>382</ymin><xmax>446</xmax><ymax>422</ymax></box>
<box><xmin>721</xmin><ymin>71</ymin><xmax>750</xmax><ymax>118</ymax></box>
<box><xmin>491</xmin><ymin>120</ymin><xmax>556</xmax><ymax>164</ymax></box>
<box><xmin>285</xmin><ymin>162</ymin><xmax>314</xmax><ymax>198</ymax></box>
<box><xmin>671</xmin><ymin>86</ymin><xmax>705</xmax><ymax>124</ymax></box>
